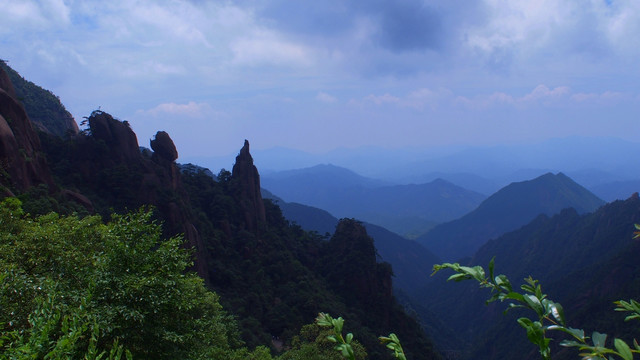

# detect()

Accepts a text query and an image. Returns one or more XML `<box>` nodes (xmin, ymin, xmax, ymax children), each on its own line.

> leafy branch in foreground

<box><xmin>432</xmin><ymin>258</ymin><xmax>640</xmax><ymax>360</ymax></box>
<box><xmin>315</xmin><ymin>312</ymin><xmax>407</xmax><ymax>360</ymax></box>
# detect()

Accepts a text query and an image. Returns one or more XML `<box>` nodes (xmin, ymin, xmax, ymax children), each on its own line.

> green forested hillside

<box><xmin>0</xmin><ymin>200</ymin><xmax>271</xmax><ymax>359</ymax></box>
<box><xmin>180</xmin><ymin>167</ymin><xmax>440</xmax><ymax>360</ymax></box>
<box><xmin>417</xmin><ymin>194</ymin><xmax>640</xmax><ymax>359</ymax></box>
<box><xmin>0</xmin><ymin>60</ymin><xmax>78</xmax><ymax>137</ymax></box>
<box><xmin>418</xmin><ymin>172</ymin><xmax>605</xmax><ymax>261</ymax></box>
<box><xmin>261</xmin><ymin>193</ymin><xmax>442</xmax><ymax>296</ymax></box>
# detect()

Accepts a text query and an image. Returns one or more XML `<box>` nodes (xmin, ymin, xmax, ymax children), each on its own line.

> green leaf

<box><xmin>614</xmin><ymin>338</ymin><xmax>633</xmax><ymax>360</ymax></box>
<box><xmin>447</xmin><ymin>273</ymin><xmax>470</xmax><ymax>282</ymax></box>
<box><xmin>504</xmin><ymin>291</ymin><xmax>525</xmax><ymax>303</ymax></box>
<box><xmin>522</xmin><ymin>294</ymin><xmax>545</xmax><ymax>316</ymax></box>
<box><xmin>559</xmin><ymin>339</ymin><xmax>584</xmax><ymax>348</ymax></box>
<box><xmin>550</xmin><ymin>302</ymin><xmax>565</xmax><ymax>326</ymax></box>
<box><xmin>488</xmin><ymin>257</ymin><xmax>495</xmax><ymax>282</ymax></box>
<box><xmin>458</xmin><ymin>265</ymin><xmax>486</xmax><ymax>282</ymax></box>
<box><xmin>592</xmin><ymin>331</ymin><xmax>608</xmax><ymax>348</ymax></box>
<box><xmin>495</xmin><ymin>275</ymin><xmax>513</xmax><ymax>292</ymax></box>
<box><xmin>549</xmin><ymin>326</ymin><xmax>585</xmax><ymax>342</ymax></box>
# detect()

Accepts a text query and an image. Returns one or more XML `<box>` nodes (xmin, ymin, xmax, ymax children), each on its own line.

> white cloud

<box><xmin>140</xmin><ymin>101</ymin><xmax>214</xmax><ymax>118</ymax></box>
<box><xmin>363</xmin><ymin>93</ymin><xmax>402</xmax><ymax>106</ymax></box>
<box><xmin>0</xmin><ymin>0</ymin><xmax>70</xmax><ymax>33</ymax></box>
<box><xmin>231</xmin><ymin>31</ymin><xmax>313</xmax><ymax>67</ymax></box>
<box><xmin>361</xmin><ymin>88</ymin><xmax>453</xmax><ymax>109</ymax></box>
<box><xmin>316</xmin><ymin>92</ymin><xmax>337</xmax><ymax>103</ymax></box>
<box><xmin>362</xmin><ymin>84</ymin><xmax>636</xmax><ymax>111</ymax></box>
<box><xmin>520</xmin><ymin>85</ymin><xmax>570</xmax><ymax>103</ymax></box>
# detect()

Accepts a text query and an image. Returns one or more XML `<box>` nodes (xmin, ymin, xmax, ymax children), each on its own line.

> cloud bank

<box><xmin>3</xmin><ymin>0</ymin><xmax>639</xmax><ymax>156</ymax></box>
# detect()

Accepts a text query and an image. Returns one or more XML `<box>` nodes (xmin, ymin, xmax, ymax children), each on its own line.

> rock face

<box><xmin>231</xmin><ymin>140</ymin><xmax>266</xmax><ymax>233</ymax></box>
<box><xmin>0</xmin><ymin>65</ymin><xmax>18</xmax><ymax>100</ymax></box>
<box><xmin>0</xmin><ymin>66</ymin><xmax>54</xmax><ymax>193</ymax></box>
<box><xmin>150</xmin><ymin>131</ymin><xmax>180</xmax><ymax>190</ymax></box>
<box><xmin>46</xmin><ymin>111</ymin><xmax>210</xmax><ymax>283</ymax></box>
<box><xmin>88</xmin><ymin>111</ymin><xmax>140</xmax><ymax>163</ymax></box>
<box><xmin>150</xmin><ymin>131</ymin><xmax>178</xmax><ymax>162</ymax></box>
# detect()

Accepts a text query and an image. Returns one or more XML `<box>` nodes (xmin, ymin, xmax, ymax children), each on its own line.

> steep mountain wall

<box><xmin>0</xmin><ymin>66</ymin><xmax>55</xmax><ymax>193</ymax></box>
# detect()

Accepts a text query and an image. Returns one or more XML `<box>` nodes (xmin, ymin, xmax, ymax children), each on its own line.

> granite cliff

<box><xmin>0</xmin><ymin>65</ymin><xmax>55</xmax><ymax>194</ymax></box>
<box><xmin>231</xmin><ymin>139</ymin><xmax>266</xmax><ymax>234</ymax></box>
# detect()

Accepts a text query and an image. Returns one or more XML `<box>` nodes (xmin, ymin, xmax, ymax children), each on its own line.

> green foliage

<box><xmin>0</xmin><ymin>199</ymin><xmax>267</xmax><ymax>359</ymax></box>
<box><xmin>316</xmin><ymin>312</ymin><xmax>358</xmax><ymax>360</ymax></box>
<box><xmin>278</xmin><ymin>322</ymin><xmax>366</xmax><ymax>360</ymax></box>
<box><xmin>315</xmin><ymin>312</ymin><xmax>408</xmax><ymax>360</ymax></box>
<box><xmin>379</xmin><ymin>334</ymin><xmax>407</xmax><ymax>360</ymax></box>
<box><xmin>433</xmin><ymin>256</ymin><xmax>640</xmax><ymax>360</ymax></box>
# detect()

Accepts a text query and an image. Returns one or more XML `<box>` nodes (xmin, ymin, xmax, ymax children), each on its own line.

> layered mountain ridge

<box><xmin>262</xmin><ymin>165</ymin><xmax>486</xmax><ymax>238</ymax></box>
<box><xmin>417</xmin><ymin>172</ymin><xmax>605</xmax><ymax>261</ymax></box>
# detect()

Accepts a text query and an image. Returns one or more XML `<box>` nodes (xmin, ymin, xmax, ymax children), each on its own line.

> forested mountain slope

<box><xmin>0</xmin><ymin>60</ymin><xmax>78</xmax><ymax>137</ymax></box>
<box><xmin>417</xmin><ymin>193</ymin><xmax>640</xmax><ymax>359</ymax></box>
<box><xmin>417</xmin><ymin>172</ymin><xmax>605</xmax><ymax>261</ymax></box>
<box><xmin>261</xmin><ymin>193</ymin><xmax>441</xmax><ymax>296</ymax></box>
<box><xmin>263</xmin><ymin>166</ymin><xmax>485</xmax><ymax>238</ymax></box>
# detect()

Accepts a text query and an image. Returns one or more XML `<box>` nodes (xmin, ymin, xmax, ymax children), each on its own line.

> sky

<box><xmin>2</xmin><ymin>0</ymin><xmax>640</xmax><ymax>161</ymax></box>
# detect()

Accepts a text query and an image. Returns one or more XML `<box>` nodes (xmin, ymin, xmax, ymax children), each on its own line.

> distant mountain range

<box><xmin>262</xmin><ymin>164</ymin><xmax>486</xmax><ymax>238</ymax></box>
<box><xmin>417</xmin><ymin>172</ymin><xmax>605</xmax><ymax>261</ymax></box>
<box><xmin>416</xmin><ymin>193</ymin><xmax>640</xmax><ymax>359</ymax></box>
<box><xmin>185</xmin><ymin>137</ymin><xmax>640</xmax><ymax>195</ymax></box>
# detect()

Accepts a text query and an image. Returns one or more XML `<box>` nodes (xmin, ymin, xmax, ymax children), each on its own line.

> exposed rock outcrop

<box><xmin>0</xmin><ymin>60</ymin><xmax>79</xmax><ymax>137</ymax></box>
<box><xmin>0</xmin><ymin>66</ymin><xmax>55</xmax><ymax>192</ymax></box>
<box><xmin>231</xmin><ymin>140</ymin><xmax>266</xmax><ymax>233</ymax></box>
<box><xmin>150</xmin><ymin>131</ymin><xmax>178</xmax><ymax>162</ymax></box>
<box><xmin>150</xmin><ymin>131</ymin><xmax>180</xmax><ymax>190</ymax></box>
<box><xmin>0</xmin><ymin>65</ymin><xmax>18</xmax><ymax>100</ymax></box>
<box><xmin>46</xmin><ymin>111</ymin><xmax>210</xmax><ymax>283</ymax></box>
<box><xmin>88</xmin><ymin>111</ymin><xmax>140</xmax><ymax>163</ymax></box>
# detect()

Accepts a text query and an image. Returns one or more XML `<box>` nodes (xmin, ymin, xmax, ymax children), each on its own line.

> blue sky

<box><xmin>3</xmin><ymin>0</ymin><xmax>640</xmax><ymax>160</ymax></box>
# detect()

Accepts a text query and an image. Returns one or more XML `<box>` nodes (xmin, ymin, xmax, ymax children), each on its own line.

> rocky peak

<box><xmin>88</xmin><ymin>111</ymin><xmax>140</xmax><ymax>163</ymax></box>
<box><xmin>150</xmin><ymin>131</ymin><xmax>180</xmax><ymax>190</ymax></box>
<box><xmin>150</xmin><ymin>131</ymin><xmax>178</xmax><ymax>162</ymax></box>
<box><xmin>231</xmin><ymin>140</ymin><xmax>266</xmax><ymax>233</ymax></box>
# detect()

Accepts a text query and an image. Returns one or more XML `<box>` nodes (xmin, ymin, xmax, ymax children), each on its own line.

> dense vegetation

<box><xmin>0</xmin><ymin>199</ymin><xmax>270</xmax><ymax>359</ymax></box>
<box><xmin>180</xmin><ymin>168</ymin><xmax>440</xmax><ymax>360</ymax></box>
<box><xmin>9</xmin><ymin>108</ymin><xmax>440</xmax><ymax>359</ymax></box>
<box><xmin>0</xmin><ymin>198</ymin><xmax>438</xmax><ymax>359</ymax></box>
<box><xmin>0</xmin><ymin>60</ymin><xmax>77</xmax><ymax>137</ymax></box>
